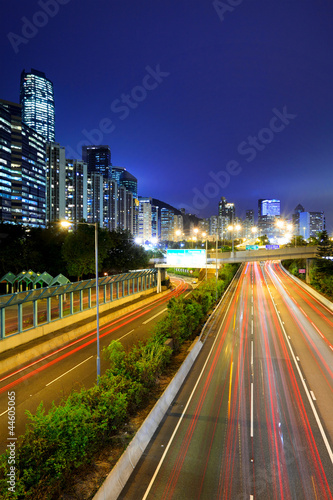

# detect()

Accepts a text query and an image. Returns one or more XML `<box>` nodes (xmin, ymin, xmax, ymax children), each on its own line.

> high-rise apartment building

<box><xmin>103</xmin><ymin>178</ymin><xmax>118</xmax><ymax>230</ymax></box>
<box><xmin>0</xmin><ymin>99</ymin><xmax>46</xmax><ymax>227</ymax></box>
<box><xmin>138</xmin><ymin>197</ymin><xmax>154</xmax><ymax>241</ymax></box>
<box><xmin>219</xmin><ymin>196</ymin><xmax>235</xmax><ymax>224</ymax></box>
<box><xmin>87</xmin><ymin>172</ymin><xmax>104</xmax><ymax>225</ymax></box>
<box><xmin>65</xmin><ymin>159</ymin><xmax>87</xmax><ymax>222</ymax></box>
<box><xmin>20</xmin><ymin>69</ymin><xmax>55</xmax><ymax>142</ymax></box>
<box><xmin>160</xmin><ymin>207</ymin><xmax>174</xmax><ymax>241</ymax></box>
<box><xmin>46</xmin><ymin>142</ymin><xmax>66</xmax><ymax>222</ymax></box>
<box><xmin>117</xmin><ymin>185</ymin><xmax>134</xmax><ymax>233</ymax></box>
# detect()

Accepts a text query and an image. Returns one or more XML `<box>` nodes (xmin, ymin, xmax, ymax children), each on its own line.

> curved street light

<box><xmin>61</xmin><ymin>220</ymin><xmax>100</xmax><ymax>385</ymax></box>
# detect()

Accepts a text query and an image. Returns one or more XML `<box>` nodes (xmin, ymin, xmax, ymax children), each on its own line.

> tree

<box><xmin>23</xmin><ymin>224</ymin><xmax>68</xmax><ymax>275</ymax></box>
<box><xmin>62</xmin><ymin>225</ymin><xmax>110</xmax><ymax>280</ymax></box>
<box><xmin>316</xmin><ymin>230</ymin><xmax>333</xmax><ymax>259</ymax></box>
<box><xmin>0</xmin><ymin>222</ymin><xmax>26</xmax><ymax>275</ymax></box>
<box><xmin>103</xmin><ymin>229</ymin><xmax>149</xmax><ymax>273</ymax></box>
<box><xmin>285</xmin><ymin>235</ymin><xmax>307</xmax><ymax>247</ymax></box>
<box><xmin>256</xmin><ymin>234</ymin><xmax>269</xmax><ymax>245</ymax></box>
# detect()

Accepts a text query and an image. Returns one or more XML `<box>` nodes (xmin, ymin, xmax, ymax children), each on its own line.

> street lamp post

<box><xmin>61</xmin><ymin>220</ymin><xmax>100</xmax><ymax>385</ymax></box>
<box><xmin>215</xmin><ymin>229</ymin><xmax>218</xmax><ymax>301</ymax></box>
<box><xmin>202</xmin><ymin>232</ymin><xmax>208</xmax><ymax>280</ymax></box>
<box><xmin>228</xmin><ymin>225</ymin><xmax>234</xmax><ymax>254</ymax></box>
<box><xmin>228</xmin><ymin>224</ymin><xmax>241</xmax><ymax>256</ymax></box>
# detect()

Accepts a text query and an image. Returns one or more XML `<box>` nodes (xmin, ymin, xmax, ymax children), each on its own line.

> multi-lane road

<box><xmin>121</xmin><ymin>261</ymin><xmax>333</xmax><ymax>500</ymax></box>
<box><xmin>0</xmin><ymin>278</ymin><xmax>189</xmax><ymax>454</ymax></box>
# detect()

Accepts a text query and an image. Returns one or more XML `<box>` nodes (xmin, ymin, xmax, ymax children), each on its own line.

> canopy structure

<box><xmin>0</xmin><ymin>269</ymin><xmax>157</xmax><ymax>308</ymax></box>
<box><xmin>0</xmin><ymin>270</ymin><xmax>70</xmax><ymax>294</ymax></box>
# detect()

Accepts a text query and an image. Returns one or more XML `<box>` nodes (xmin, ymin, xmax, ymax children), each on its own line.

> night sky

<box><xmin>1</xmin><ymin>0</ymin><xmax>332</xmax><ymax>231</ymax></box>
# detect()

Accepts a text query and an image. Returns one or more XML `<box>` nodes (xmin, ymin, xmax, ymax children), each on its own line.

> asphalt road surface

<box><xmin>121</xmin><ymin>261</ymin><xmax>333</xmax><ymax>500</ymax></box>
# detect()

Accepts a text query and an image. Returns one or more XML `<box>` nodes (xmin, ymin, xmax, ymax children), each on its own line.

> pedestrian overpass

<box><xmin>155</xmin><ymin>246</ymin><xmax>318</xmax><ymax>290</ymax></box>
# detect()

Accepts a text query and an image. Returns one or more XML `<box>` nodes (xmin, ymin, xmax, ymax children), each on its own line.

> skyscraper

<box><xmin>0</xmin><ymin>99</ymin><xmax>46</xmax><ymax>227</ymax></box>
<box><xmin>20</xmin><ymin>69</ymin><xmax>55</xmax><ymax>142</ymax></box>
<box><xmin>299</xmin><ymin>211</ymin><xmax>325</xmax><ymax>239</ymax></box>
<box><xmin>244</xmin><ymin>209</ymin><xmax>255</xmax><ymax>237</ymax></box>
<box><xmin>292</xmin><ymin>203</ymin><xmax>305</xmax><ymax>236</ymax></box>
<box><xmin>119</xmin><ymin>170</ymin><xmax>138</xmax><ymax>199</ymax></box>
<box><xmin>258</xmin><ymin>199</ymin><xmax>280</xmax><ymax>237</ymax></box>
<box><xmin>0</xmin><ymin>104</ymin><xmax>12</xmax><ymax>222</ymax></box>
<box><xmin>82</xmin><ymin>145</ymin><xmax>111</xmax><ymax>178</ymax></box>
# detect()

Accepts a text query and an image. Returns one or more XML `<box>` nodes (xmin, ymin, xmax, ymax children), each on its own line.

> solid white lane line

<box><xmin>142</xmin><ymin>308</ymin><xmax>167</xmax><ymax>324</ymax></box>
<box><xmin>311</xmin><ymin>321</ymin><xmax>325</xmax><ymax>339</ymax></box>
<box><xmin>310</xmin><ymin>391</ymin><xmax>316</xmax><ymax>401</ymax></box>
<box><xmin>0</xmin><ymin>409</ymin><xmax>9</xmax><ymax>417</ymax></box>
<box><xmin>251</xmin><ymin>340</ymin><xmax>253</xmax><ymax>366</ymax></box>
<box><xmin>251</xmin><ymin>382</ymin><xmax>254</xmax><ymax>437</ymax></box>
<box><xmin>46</xmin><ymin>356</ymin><xmax>94</xmax><ymax>386</ymax></box>
<box><xmin>118</xmin><ymin>329</ymin><xmax>135</xmax><ymax>341</ymax></box>
<box><xmin>266</xmin><ymin>268</ymin><xmax>333</xmax><ymax>465</ymax></box>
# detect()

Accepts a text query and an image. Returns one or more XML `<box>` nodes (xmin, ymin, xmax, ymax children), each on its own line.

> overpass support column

<box><xmin>156</xmin><ymin>268</ymin><xmax>166</xmax><ymax>293</ymax></box>
<box><xmin>306</xmin><ymin>258</ymin><xmax>314</xmax><ymax>284</ymax></box>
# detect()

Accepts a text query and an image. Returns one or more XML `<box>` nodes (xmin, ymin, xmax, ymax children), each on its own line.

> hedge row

<box><xmin>0</xmin><ymin>264</ymin><xmax>239</xmax><ymax>499</ymax></box>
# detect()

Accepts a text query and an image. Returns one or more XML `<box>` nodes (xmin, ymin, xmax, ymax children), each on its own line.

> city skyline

<box><xmin>1</xmin><ymin>1</ymin><xmax>332</xmax><ymax>230</ymax></box>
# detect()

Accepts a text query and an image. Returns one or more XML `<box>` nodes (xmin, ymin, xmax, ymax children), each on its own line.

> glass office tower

<box><xmin>20</xmin><ymin>69</ymin><xmax>55</xmax><ymax>142</ymax></box>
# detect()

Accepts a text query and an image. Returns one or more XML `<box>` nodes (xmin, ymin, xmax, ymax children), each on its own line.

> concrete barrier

<box><xmin>0</xmin><ymin>289</ymin><xmax>172</xmax><ymax>374</ymax></box>
<box><xmin>93</xmin><ymin>339</ymin><xmax>203</xmax><ymax>500</ymax></box>
<box><xmin>280</xmin><ymin>264</ymin><xmax>333</xmax><ymax>312</ymax></box>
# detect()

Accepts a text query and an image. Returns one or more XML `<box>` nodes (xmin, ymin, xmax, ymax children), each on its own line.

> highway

<box><xmin>0</xmin><ymin>278</ymin><xmax>189</xmax><ymax>454</ymax></box>
<box><xmin>121</xmin><ymin>261</ymin><xmax>333</xmax><ymax>500</ymax></box>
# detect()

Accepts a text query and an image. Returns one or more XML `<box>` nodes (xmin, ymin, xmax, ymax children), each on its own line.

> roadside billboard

<box><xmin>166</xmin><ymin>249</ymin><xmax>206</xmax><ymax>267</ymax></box>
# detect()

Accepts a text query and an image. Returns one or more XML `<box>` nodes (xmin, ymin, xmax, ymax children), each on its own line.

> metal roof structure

<box><xmin>0</xmin><ymin>269</ymin><xmax>157</xmax><ymax>309</ymax></box>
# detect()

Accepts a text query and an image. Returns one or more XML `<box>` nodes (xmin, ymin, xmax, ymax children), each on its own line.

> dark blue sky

<box><xmin>1</xmin><ymin>0</ymin><xmax>332</xmax><ymax>230</ymax></box>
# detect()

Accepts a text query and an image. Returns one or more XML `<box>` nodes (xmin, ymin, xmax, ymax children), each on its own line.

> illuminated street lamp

<box><xmin>175</xmin><ymin>229</ymin><xmax>182</xmax><ymax>245</ymax></box>
<box><xmin>61</xmin><ymin>220</ymin><xmax>100</xmax><ymax>385</ymax></box>
<box><xmin>202</xmin><ymin>231</ymin><xmax>208</xmax><ymax>280</ymax></box>
<box><xmin>228</xmin><ymin>224</ymin><xmax>242</xmax><ymax>255</ymax></box>
<box><xmin>215</xmin><ymin>229</ymin><xmax>218</xmax><ymax>300</ymax></box>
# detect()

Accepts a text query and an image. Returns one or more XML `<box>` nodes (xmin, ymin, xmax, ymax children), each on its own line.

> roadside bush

<box><xmin>103</xmin><ymin>339</ymin><xmax>172</xmax><ymax>388</ymax></box>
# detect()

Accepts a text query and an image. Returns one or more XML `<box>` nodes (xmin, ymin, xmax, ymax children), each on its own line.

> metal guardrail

<box><xmin>0</xmin><ymin>269</ymin><xmax>157</xmax><ymax>339</ymax></box>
